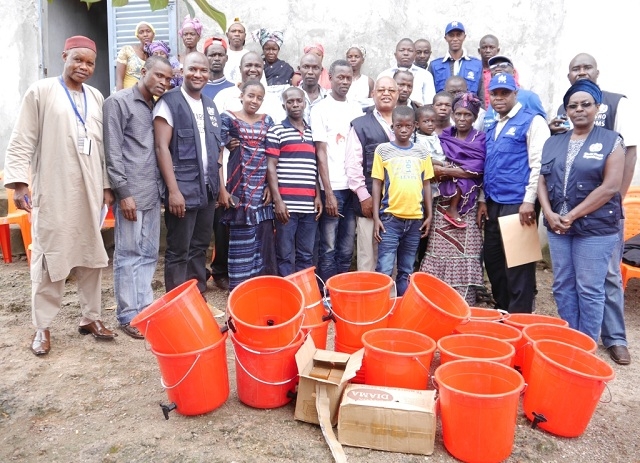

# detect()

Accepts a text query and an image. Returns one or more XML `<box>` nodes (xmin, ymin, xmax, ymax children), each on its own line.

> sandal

<box><xmin>443</xmin><ymin>213</ymin><xmax>467</xmax><ymax>229</ymax></box>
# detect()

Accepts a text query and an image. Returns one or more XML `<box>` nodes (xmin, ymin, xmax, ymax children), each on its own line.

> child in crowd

<box><xmin>432</xmin><ymin>91</ymin><xmax>454</xmax><ymax>135</ymax></box>
<box><xmin>372</xmin><ymin>105</ymin><xmax>434</xmax><ymax>296</ymax></box>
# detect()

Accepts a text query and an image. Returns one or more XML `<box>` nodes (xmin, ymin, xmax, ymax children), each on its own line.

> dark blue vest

<box><xmin>556</xmin><ymin>90</ymin><xmax>625</xmax><ymax>131</ymax></box>
<box><xmin>540</xmin><ymin>126</ymin><xmax>621</xmax><ymax>235</ymax></box>
<box><xmin>351</xmin><ymin>112</ymin><xmax>389</xmax><ymax>216</ymax></box>
<box><xmin>160</xmin><ymin>87</ymin><xmax>221</xmax><ymax>210</ymax></box>
<box><xmin>430</xmin><ymin>57</ymin><xmax>483</xmax><ymax>94</ymax></box>
<box><xmin>484</xmin><ymin>107</ymin><xmax>537</xmax><ymax>204</ymax></box>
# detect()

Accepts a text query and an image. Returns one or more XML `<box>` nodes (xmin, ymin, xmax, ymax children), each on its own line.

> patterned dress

<box><xmin>221</xmin><ymin>112</ymin><xmax>277</xmax><ymax>290</ymax></box>
<box><xmin>116</xmin><ymin>45</ymin><xmax>145</xmax><ymax>89</ymax></box>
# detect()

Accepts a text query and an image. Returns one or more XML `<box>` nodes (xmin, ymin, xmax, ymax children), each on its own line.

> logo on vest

<box><xmin>583</xmin><ymin>143</ymin><xmax>604</xmax><ymax>160</ymax></box>
<box><xmin>207</xmin><ymin>107</ymin><xmax>219</xmax><ymax>127</ymax></box>
<box><xmin>505</xmin><ymin>127</ymin><xmax>517</xmax><ymax>136</ymax></box>
<box><xmin>466</xmin><ymin>70</ymin><xmax>476</xmax><ymax>81</ymax></box>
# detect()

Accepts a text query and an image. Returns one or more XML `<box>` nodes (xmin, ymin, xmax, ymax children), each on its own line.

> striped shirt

<box><xmin>372</xmin><ymin>142</ymin><xmax>434</xmax><ymax>219</ymax></box>
<box><xmin>266</xmin><ymin>119</ymin><xmax>317</xmax><ymax>213</ymax></box>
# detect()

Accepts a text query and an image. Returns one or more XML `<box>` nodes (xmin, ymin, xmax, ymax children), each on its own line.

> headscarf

<box><xmin>563</xmin><ymin>79</ymin><xmax>603</xmax><ymax>109</ymax></box>
<box><xmin>179</xmin><ymin>15</ymin><xmax>203</xmax><ymax>37</ymax></box>
<box><xmin>203</xmin><ymin>36</ymin><xmax>228</xmax><ymax>53</ymax></box>
<box><xmin>251</xmin><ymin>28</ymin><xmax>284</xmax><ymax>48</ymax></box>
<box><xmin>134</xmin><ymin>22</ymin><xmax>155</xmax><ymax>38</ymax></box>
<box><xmin>304</xmin><ymin>43</ymin><xmax>325</xmax><ymax>57</ymax></box>
<box><xmin>347</xmin><ymin>44</ymin><xmax>366</xmax><ymax>59</ymax></box>
<box><xmin>227</xmin><ymin>17</ymin><xmax>246</xmax><ymax>33</ymax></box>
<box><xmin>452</xmin><ymin>92</ymin><xmax>481</xmax><ymax>118</ymax></box>
<box><xmin>144</xmin><ymin>41</ymin><xmax>170</xmax><ymax>57</ymax></box>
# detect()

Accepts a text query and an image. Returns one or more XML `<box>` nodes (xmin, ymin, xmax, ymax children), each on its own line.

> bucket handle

<box><xmin>229</xmin><ymin>328</ymin><xmax>304</xmax><ymax>356</ymax></box>
<box><xmin>143</xmin><ymin>320</ymin><xmax>153</xmax><ymax>352</ymax></box>
<box><xmin>160</xmin><ymin>354</ymin><xmax>201</xmax><ymax>390</ymax></box>
<box><xmin>329</xmin><ymin>283</ymin><xmax>398</xmax><ymax>326</ymax></box>
<box><xmin>600</xmin><ymin>382</ymin><xmax>613</xmax><ymax>404</ymax></box>
<box><xmin>413</xmin><ymin>356</ymin><xmax>431</xmax><ymax>374</ymax></box>
<box><xmin>231</xmin><ymin>343</ymin><xmax>298</xmax><ymax>386</ymax></box>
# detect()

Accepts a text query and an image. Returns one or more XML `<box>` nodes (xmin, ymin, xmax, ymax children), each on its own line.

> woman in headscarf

<box><xmin>144</xmin><ymin>41</ymin><xmax>182</xmax><ymax>88</ymax></box>
<box><xmin>252</xmin><ymin>28</ymin><xmax>294</xmax><ymax>94</ymax></box>
<box><xmin>419</xmin><ymin>92</ymin><xmax>486</xmax><ymax>304</ymax></box>
<box><xmin>179</xmin><ymin>15</ymin><xmax>203</xmax><ymax>57</ymax></box>
<box><xmin>116</xmin><ymin>21</ymin><xmax>155</xmax><ymax>90</ymax></box>
<box><xmin>345</xmin><ymin>45</ymin><xmax>374</xmax><ymax>109</ymax></box>
<box><xmin>538</xmin><ymin>80</ymin><xmax>625</xmax><ymax>342</ymax></box>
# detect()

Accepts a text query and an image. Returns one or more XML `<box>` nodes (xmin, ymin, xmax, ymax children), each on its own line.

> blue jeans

<box><xmin>318</xmin><ymin>190</ymin><xmax>356</xmax><ymax>283</ymax></box>
<box><xmin>114</xmin><ymin>204</ymin><xmax>161</xmax><ymax>325</ymax></box>
<box><xmin>601</xmin><ymin>221</ymin><xmax>627</xmax><ymax>348</ymax></box>
<box><xmin>547</xmin><ymin>231</ymin><xmax>617</xmax><ymax>342</ymax></box>
<box><xmin>375</xmin><ymin>214</ymin><xmax>421</xmax><ymax>296</ymax></box>
<box><xmin>275</xmin><ymin>212</ymin><xmax>318</xmax><ymax>277</ymax></box>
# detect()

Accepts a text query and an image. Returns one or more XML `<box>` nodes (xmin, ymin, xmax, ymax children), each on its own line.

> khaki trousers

<box><xmin>356</xmin><ymin>216</ymin><xmax>378</xmax><ymax>271</ymax></box>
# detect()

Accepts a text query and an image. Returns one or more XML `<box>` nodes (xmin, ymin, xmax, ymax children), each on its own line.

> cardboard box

<box><xmin>337</xmin><ymin>384</ymin><xmax>436</xmax><ymax>456</ymax></box>
<box><xmin>295</xmin><ymin>336</ymin><xmax>363</xmax><ymax>426</ymax></box>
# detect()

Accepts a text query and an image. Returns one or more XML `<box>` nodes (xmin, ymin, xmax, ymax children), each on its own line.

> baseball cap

<box><xmin>445</xmin><ymin>21</ymin><xmax>465</xmax><ymax>35</ymax></box>
<box><xmin>488</xmin><ymin>73</ymin><xmax>517</xmax><ymax>91</ymax></box>
<box><xmin>488</xmin><ymin>55</ymin><xmax>514</xmax><ymax>68</ymax></box>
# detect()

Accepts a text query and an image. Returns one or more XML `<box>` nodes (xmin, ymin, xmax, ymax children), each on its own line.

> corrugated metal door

<box><xmin>106</xmin><ymin>0</ymin><xmax>177</xmax><ymax>93</ymax></box>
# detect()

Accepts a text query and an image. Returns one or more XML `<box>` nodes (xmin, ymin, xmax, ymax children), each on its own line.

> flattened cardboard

<box><xmin>498</xmin><ymin>213</ymin><xmax>542</xmax><ymax>268</ymax></box>
<box><xmin>295</xmin><ymin>336</ymin><xmax>364</xmax><ymax>426</ymax></box>
<box><xmin>337</xmin><ymin>384</ymin><xmax>436</xmax><ymax>456</ymax></box>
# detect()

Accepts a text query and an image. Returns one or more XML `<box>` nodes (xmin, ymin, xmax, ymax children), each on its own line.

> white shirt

<box><xmin>153</xmin><ymin>87</ymin><xmax>209</xmax><ymax>176</ymax></box>
<box><xmin>311</xmin><ymin>95</ymin><xmax>363</xmax><ymax>190</ymax></box>
<box><xmin>377</xmin><ymin>64</ymin><xmax>436</xmax><ymax>105</ymax></box>
<box><xmin>213</xmin><ymin>84</ymin><xmax>286</xmax><ymax>123</ymax></box>
<box><xmin>223</xmin><ymin>48</ymin><xmax>268</xmax><ymax>88</ymax></box>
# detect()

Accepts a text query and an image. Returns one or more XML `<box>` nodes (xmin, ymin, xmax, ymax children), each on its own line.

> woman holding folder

<box><xmin>538</xmin><ymin>80</ymin><xmax>625</xmax><ymax>342</ymax></box>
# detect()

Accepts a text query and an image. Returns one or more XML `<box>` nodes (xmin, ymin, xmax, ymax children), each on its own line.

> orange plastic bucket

<box><xmin>285</xmin><ymin>267</ymin><xmax>331</xmax><ymax>349</ymax></box>
<box><xmin>227</xmin><ymin>276</ymin><xmax>304</xmax><ymax>349</ymax></box>
<box><xmin>231</xmin><ymin>331</ymin><xmax>303</xmax><ymax>409</ymax></box>
<box><xmin>131</xmin><ymin>279</ymin><xmax>222</xmax><ymax>354</ymax></box>
<box><xmin>523</xmin><ymin>340</ymin><xmax>615</xmax><ymax>437</ymax></box>
<box><xmin>437</xmin><ymin>334</ymin><xmax>516</xmax><ymax>367</ymax></box>
<box><xmin>435</xmin><ymin>359</ymin><xmax>525</xmax><ymax>463</ymax></box>
<box><xmin>152</xmin><ymin>332</ymin><xmax>229</xmax><ymax>416</ymax></box>
<box><xmin>388</xmin><ymin>273</ymin><xmax>470</xmax><ymax>341</ymax></box>
<box><xmin>362</xmin><ymin>328</ymin><xmax>435</xmax><ymax>389</ymax></box>
<box><xmin>302</xmin><ymin>320</ymin><xmax>330</xmax><ymax>350</ymax></box>
<box><xmin>285</xmin><ymin>266</ymin><xmax>323</xmax><ymax>311</ymax></box>
<box><xmin>502</xmin><ymin>313</ymin><xmax>569</xmax><ymax>370</ymax></box>
<box><xmin>334</xmin><ymin>339</ymin><xmax>365</xmax><ymax>384</ymax></box>
<box><xmin>470</xmin><ymin>306</ymin><xmax>505</xmax><ymax>321</ymax></box>
<box><xmin>454</xmin><ymin>320</ymin><xmax>522</xmax><ymax>367</ymax></box>
<box><xmin>520</xmin><ymin>324</ymin><xmax>598</xmax><ymax>383</ymax></box>
<box><xmin>326</xmin><ymin>271</ymin><xmax>394</xmax><ymax>350</ymax></box>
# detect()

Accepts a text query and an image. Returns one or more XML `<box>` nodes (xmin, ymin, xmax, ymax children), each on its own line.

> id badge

<box><xmin>82</xmin><ymin>137</ymin><xmax>92</xmax><ymax>155</ymax></box>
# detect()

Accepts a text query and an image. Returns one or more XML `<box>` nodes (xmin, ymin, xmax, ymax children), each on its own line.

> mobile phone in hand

<box><xmin>229</xmin><ymin>194</ymin><xmax>240</xmax><ymax>208</ymax></box>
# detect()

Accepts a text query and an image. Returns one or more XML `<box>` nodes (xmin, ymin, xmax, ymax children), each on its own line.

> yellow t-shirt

<box><xmin>372</xmin><ymin>141</ymin><xmax>434</xmax><ymax>219</ymax></box>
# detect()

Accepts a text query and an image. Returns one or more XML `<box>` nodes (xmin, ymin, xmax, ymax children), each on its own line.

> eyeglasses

<box><xmin>566</xmin><ymin>102</ymin><xmax>595</xmax><ymax>110</ymax></box>
<box><xmin>489</xmin><ymin>62</ymin><xmax>512</xmax><ymax>70</ymax></box>
<box><xmin>376</xmin><ymin>88</ymin><xmax>398</xmax><ymax>94</ymax></box>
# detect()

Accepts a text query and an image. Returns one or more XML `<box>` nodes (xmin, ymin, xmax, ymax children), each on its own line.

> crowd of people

<box><xmin>3</xmin><ymin>18</ymin><xmax>635</xmax><ymax>368</ymax></box>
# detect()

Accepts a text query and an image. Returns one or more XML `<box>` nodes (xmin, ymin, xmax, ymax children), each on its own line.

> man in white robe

<box><xmin>3</xmin><ymin>35</ymin><xmax>117</xmax><ymax>356</ymax></box>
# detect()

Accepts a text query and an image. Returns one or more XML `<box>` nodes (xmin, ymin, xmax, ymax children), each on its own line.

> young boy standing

<box><xmin>372</xmin><ymin>105</ymin><xmax>434</xmax><ymax>296</ymax></box>
<box><xmin>266</xmin><ymin>87</ymin><xmax>322</xmax><ymax>276</ymax></box>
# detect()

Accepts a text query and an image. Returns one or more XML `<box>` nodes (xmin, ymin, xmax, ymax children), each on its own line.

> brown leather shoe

<box><xmin>608</xmin><ymin>345</ymin><xmax>631</xmax><ymax>365</ymax></box>
<box><xmin>78</xmin><ymin>320</ymin><xmax>118</xmax><ymax>340</ymax></box>
<box><xmin>31</xmin><ymin>329</ymin><xmax>50</xmax><ymax>356</ymax></box>
<box><xmin>120</xmin><ymin>323</ymin><xmax>144</xmax><ymax>339</ymax></box>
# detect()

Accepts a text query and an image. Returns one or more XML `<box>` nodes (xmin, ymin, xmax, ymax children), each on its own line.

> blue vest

<box><xmin>430</xmin><ymin>57</ymin><xmax>483</xmax><ymax>94</ymax></box>
<box><xmin>540</xmin><ymin>126</ymin><xmax>621</xmax><ymax>236</ymax></box>
<box><xmin>160</xmin><ymin>87</ymin><xmax>221</xmax><ymax>210</ymax></box>
<box><xmin>351</xmin><ymin>112</ymin><xmax>389</xmax><ymax>216</ymax></box>
<box><xmin>484</xmin><ymin>107</ymin><xmax>536</xmax><ymax>204</ymax></box>
<box><xmin>556</xmin><ymin>90</ymin><xmax>625</xmax><ymax>131</ymax></box>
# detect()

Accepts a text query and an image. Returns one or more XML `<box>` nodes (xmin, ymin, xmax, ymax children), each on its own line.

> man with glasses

<box><xmin>483</xmin><ymin>55</ymin><xmax>545</xmax><ymax>131</ymax></box>
<box><xmin>345</xmin><ymin>77</ymin><xmax>399</xmax><ymax>271</ymax></box>
<box><xmin>477</xmin><ymin>73</ymin><xmax>549</xmax><ymax>314</ymax></box>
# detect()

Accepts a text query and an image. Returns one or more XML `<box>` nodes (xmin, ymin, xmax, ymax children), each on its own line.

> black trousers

<box><xmin>164</xmin><ymin>196</ymin><xmax>216</xmax><ymax>295</ymax></box>
<box><xmin>483</xmin><ymin>199</ymin><xmax>539</xmax><ymax>313</ymax></box>
<box><xmin>210</xmin><ymin>205</ymin><xmax>229</xmax><ymax>280</ymax></box>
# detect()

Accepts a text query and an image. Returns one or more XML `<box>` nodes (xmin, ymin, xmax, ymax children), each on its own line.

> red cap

<box><xmin>64</xmin><ymin>36</ymin><xmax>97</xmax><ymax>53</ymax></box>
<box><xmin>203</xmin><ymin>36</ymin><xmax>228</xmax><ymax>53</ymax></box>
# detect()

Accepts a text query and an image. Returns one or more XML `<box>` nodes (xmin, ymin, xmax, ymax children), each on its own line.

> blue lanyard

<box><xmin>58</xmin><ymin>76</ymin><xmax>87</xmax><ymax>131</ymax></box>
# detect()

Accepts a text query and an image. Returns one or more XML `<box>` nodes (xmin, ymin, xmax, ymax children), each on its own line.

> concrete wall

<box><xmin>1</xmin><ymin>0</ymin><xmax>638</xmax><ymax>172</ymax></box>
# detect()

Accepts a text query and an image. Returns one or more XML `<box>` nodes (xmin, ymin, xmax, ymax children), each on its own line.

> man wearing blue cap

<box><xmin>429</xmin><ymin>21</ymin><xmax>485</xmax><ymax>107</ymax></box>
<box><xmin>478</xmin><ymin>73</ymin><xmax>549</xmax><ymax>314</ymax></box>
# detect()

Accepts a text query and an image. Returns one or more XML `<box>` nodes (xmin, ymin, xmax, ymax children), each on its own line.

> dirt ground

<box><xmin>0</xmin><ymin>249</ymin><xmax>639</xmax><ymax>463</ymax></box>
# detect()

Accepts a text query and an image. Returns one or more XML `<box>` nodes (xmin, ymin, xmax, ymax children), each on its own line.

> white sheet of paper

<box><xmin>99</xmin><ymin>204</ymin><xmax>108</xmax><ymax>228</ymax></box>
<box><xmin>498</xmin><ymin>213</ymin><xmax>543</xmax><ymax>268</ymax></box>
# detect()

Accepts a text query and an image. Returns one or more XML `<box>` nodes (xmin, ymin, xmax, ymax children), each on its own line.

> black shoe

<box><xmin>214</xmin><ymin>277</ymin><xmax>230</xmax><ymax>291</ymax></box>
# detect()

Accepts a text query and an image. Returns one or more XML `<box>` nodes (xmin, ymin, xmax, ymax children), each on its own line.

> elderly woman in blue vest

<box><xmin>538</xmin><ymin>80</ymin><xmax>625</xmax><ymax>342</ymax></box>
